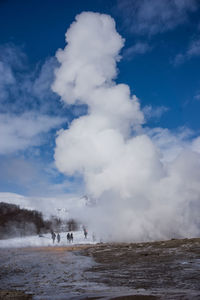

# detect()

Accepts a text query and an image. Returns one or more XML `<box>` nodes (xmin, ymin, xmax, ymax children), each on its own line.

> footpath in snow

<box><xmin>0</xmin><ymin>231</ymin><xmax>98</xmax><ymax>248</ymax></box>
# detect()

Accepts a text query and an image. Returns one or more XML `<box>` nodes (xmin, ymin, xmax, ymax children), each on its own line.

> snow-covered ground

<box><xmin>0</xmin><ymin>230</ymin><xmax>98</xmax><ymax>248</ymax></box>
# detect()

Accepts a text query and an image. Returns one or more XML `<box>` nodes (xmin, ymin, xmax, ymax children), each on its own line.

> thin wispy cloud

<box><xmin>123</xmin><ymin>42</ymin><xmax>151</xmax><ymax>60</ymax></box>
<box><xmin>0</xmin><ymin>112</ymin><xmax>65</xmax><ymax>154</ymax></box>
<box><xmin>0</xmin><ymin>44</ymin><xmax>67</xmax><ymax>154</ymax></box>
<box><xmin>0</xmin><ymin>43</ymin><xmax>69</xmax><ymax>196</ymax></box>
<box><xmin>117</xmin><ymin>0</ymin><xmax>198</xmax><ymax>36</ymax></box>
<box><xmin>187</xmin><ymin>38</ymin><xmax>200</xmax><ymax>56</ymax></box>
<box><xmin>0</xmin><ymin>44</ymin><xmax>60</xmax><ymax>114</ymax></box>
<box><xmin>174</xmin><ymin>36</ymin><xmax>200</xmax><ymax>65</ymax></box>
<box><xmin>194</xmin><ymin>93</ymin><xmax>200</xmax><ymax>101</ymax></box>
<box><xmin>143</xmin><ymin>105</ymin><xmax>169</xmax><ymax>122</ymax></box>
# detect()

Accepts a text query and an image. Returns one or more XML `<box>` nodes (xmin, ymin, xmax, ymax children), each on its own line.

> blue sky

<box><xmin>1</xmin><ymin>0</ymin><xmax>200</xmax><ymax>197</ymax></box>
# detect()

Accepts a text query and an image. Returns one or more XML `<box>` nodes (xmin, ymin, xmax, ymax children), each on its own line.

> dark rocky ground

<box><xmin>81</xmin><ymin>238</ymin><xmax>200</xmax><ymax>299</ymax></box>
<box><xmin>0</xmin><ymin>238</ymin><xmax>200</xmax><ymax>299</ymax></box>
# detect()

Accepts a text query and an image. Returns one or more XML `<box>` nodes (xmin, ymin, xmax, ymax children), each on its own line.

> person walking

<box><xmin>70</xmin><ymin>232</ymin><xmax>73</xmax><ymax>243</ymax></box>
<box><xmin>84</xmin><ymin>228</ymin><xmax>88</xmax><ymax>239</ymax></box>
<box><xmin>67</xmin><ymin>232</ymin><xmax>70</xmax><ymax>243</ymax></box>
<box><xmin>51</xmin><ymin>231</ymin><xmax>56</xmax><ymax>244</ymax></box>
<box><xmin>57</xmin><ymin>233</ymin><xmax>61</xmax><ymax>243</ymax></box>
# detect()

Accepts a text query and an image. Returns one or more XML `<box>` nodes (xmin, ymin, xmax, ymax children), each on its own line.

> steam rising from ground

<box><xmin>52</xmin><ymin>12</ymin><xmax>200</xmax><ymax>242</ymax></box>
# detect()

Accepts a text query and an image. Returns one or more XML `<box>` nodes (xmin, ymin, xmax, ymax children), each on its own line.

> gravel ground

<box><xmin>81</xmin><ymin>238</ymin><xmax>200</xmax><ymax>299</ymax></box>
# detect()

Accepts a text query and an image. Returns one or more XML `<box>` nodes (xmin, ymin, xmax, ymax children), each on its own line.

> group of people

<box><xmin>51</xmin><ymin>231</ymin><xmax>74</xmax><ymax>244</ymax></box>
<box><xmin>67</xmin><ymin>232</ymin><xmax>73</xmax><ymax>243</ymax></box>
<box><xmin>51</xmin><ymin>231</ymin><xmax>60</xmax><ymax>244</ymax></box>
<box><xmin>51</xmin><ymin>227</ymin><xmax>90</xmax><ymax>244</ymax></box>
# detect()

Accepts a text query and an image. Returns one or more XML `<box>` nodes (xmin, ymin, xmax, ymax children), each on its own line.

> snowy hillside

<box><xmin>0</xmin><ymin>192</ymin><xmax>87</xmax><ymax>219</ymax></box>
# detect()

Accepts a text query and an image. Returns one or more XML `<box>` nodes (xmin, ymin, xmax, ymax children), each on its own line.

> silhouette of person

<box><xmin>51</xmin><ymin>231</ymin><xmax>56</xmax><ymax>244</ymax></box>
<box><xmin>70</xmin><ymin>233</ymin><xmax>73</xmax><ymax>242</ymax></box>
<box><xmin>67</xmin><ymin>232</ymin><xmax>70</xmax><ymax>243</ymax></box>
<box><xmin>57</xmin><ymin>233</ymin><xmax>61</xmax><ymax>243</ymax></box>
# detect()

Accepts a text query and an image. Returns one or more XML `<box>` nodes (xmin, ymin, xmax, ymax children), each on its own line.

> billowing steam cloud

<box><xmin>52</xmin><ymin>12</ymin><xmax>200</xmax><ymax>242</ymax></box>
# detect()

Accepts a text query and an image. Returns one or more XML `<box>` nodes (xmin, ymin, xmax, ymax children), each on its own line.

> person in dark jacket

<box><xmin>84</xmin><ymin>228</ymin><xmax>88</xmax><ymax>239</ymax></box>
<box><xmin>57</xmin><ymin>233</ymin><xmax>61</xmax><ymax>243</ymax></box>
<box><xmin>67</xmin><ymin>232</ymin><xmax>70</xmax><ymax>243</ymax></box>
<box><xmin>51</xmin><ymin>231</ymin><xmax>56</xmax><ymax>244</ymax></box>
<box><xmin>70</xmin><ymin>232</ymin><xmax>73</xmax><ymax>243</ymax></box>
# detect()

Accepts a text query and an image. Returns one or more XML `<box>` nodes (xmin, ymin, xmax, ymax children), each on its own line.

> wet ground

<box><xmin>0</xmin><ymin>238</ymin><xmax>200</xmax><ymax>299</ymax></box>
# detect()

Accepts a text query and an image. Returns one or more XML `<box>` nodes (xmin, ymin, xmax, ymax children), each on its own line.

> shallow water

<box><xmin>0</xmin><ymin>246</ymin><xmax>136</xmax><ymax>299</ymax></box>
<box><xmin>0</xmin><ymin>238</ymin><xmax>200</xmax><ymax>299</ymax></box>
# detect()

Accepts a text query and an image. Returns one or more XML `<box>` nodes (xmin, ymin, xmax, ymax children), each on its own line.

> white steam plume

<box><xmin>52</xmin><ymin>12</ymin><xmax>200</xmax><ymax>242</ymax></box>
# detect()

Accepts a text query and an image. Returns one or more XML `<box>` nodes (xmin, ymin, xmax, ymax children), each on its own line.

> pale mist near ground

<box><xmin>38</xmin><ymin>12</ymin><xmax>200</xmax><ymax>242</ymax></box>
<box><xmin>0</xmin><ymin>230</ymin><xmax>97</xmax><ymax>248</ymax></box>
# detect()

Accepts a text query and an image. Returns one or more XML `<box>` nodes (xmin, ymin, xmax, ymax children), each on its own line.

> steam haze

<box><xmin>52</xmin><ymin>12</ymin><xmax>200</xmax><ymax>242</ymax></box>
